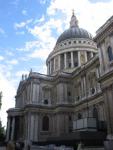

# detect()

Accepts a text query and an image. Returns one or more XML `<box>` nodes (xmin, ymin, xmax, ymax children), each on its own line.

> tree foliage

<box><xmin>0</xmin><ymin>120</ymin><xmax>5</xmax><ymax>142</ymax></box>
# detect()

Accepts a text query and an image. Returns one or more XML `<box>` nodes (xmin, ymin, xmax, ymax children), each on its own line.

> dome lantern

<box><xmin>70</xmin><ymin>10</ymin><xmax>78</xmax><ymax>28</ymax></box>
<box><xmin>56</xmin><ymin>11</ymin><xmax>93</xmax><ymax>44</ymax></box>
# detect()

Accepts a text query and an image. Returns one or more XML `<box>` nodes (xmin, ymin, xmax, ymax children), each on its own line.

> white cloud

<box><xmin>16</xmin><ymin>31</ymin><xmax>25</xmax><ymax>35</ymax></box>
<box><xmin>14</xmin><ymin>19</ymin><xmax>32</xmax><ymax>30</ymax></box>
<box><xmin>15</xmin><ymin>70</ymin><xmax>29</xmax><ymax>78</ymax></box>
<box><xmin>29</xmin><ymin>48</ymin><xmax>50</xmax><ymax>60</ymax></box>
<box><xmin>40</xmin><ymin>0</ymin><xmax>47</xmax><ymax>4</ymax></box>
<box><xmin>0</xmin><ymin>73</ymin><xmax>16</xmax><ymax>127</ymax></box>
<box><xmin>34</xmin><ymin>65</ymin><xmax>47</xmax><ymax>74</ymax></box>
<box><xmin>0</xmin><ymin>56</ymin><xmax>4</xmax><ymax>61</ymax></box>
<box><xmin>33</xmin><ymin>15</ymin><xmax>45</xmax><ymax>24</ymax></box>
<box><xmin>47</xmin><ymin>0</ymin><xmax>113</xmax><ymax>35</ymax></box>
<box><xmin>6</xmin><ymin>51</ymin><xmax>14</xmax><ymax>57</ymax></box>
<box><xmin>0</xmin><ymin>64</ymin><xmax>13</xmax><ymax>78</ymax></box>
<box><xmin>22</xmin><ymin>10</ymin><xmax>27</xmax><ymax>16</ymax></box>
<box><xmin>10</xmin><ymin>0</ymin><xmax>19</xmax><ymax>6</ymax></box>
<box><xmin>16</xmin><ymin>41</ymin><xmax>40</xmax><ymax>52</ymax></box>
<box><xmin>7</xmin><ymin>59</ymin><xmax>18</xmax><ymax>65</ymax></box>
<box><xmin>0</xmin><ymin>27</ymin><xmax>5</xmax><ymax>35</ymax></box>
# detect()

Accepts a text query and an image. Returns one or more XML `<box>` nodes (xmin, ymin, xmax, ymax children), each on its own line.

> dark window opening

<box><xmin>42</xmin><ymin>116</ymin><xmax>49</xmax><ymax>131</ymax></box>
<box><xmin>44</xmin><ymin>99</ymin><xmax>48</xmax><ymax>104</ymax></box>
<box><xmin>78</xmin><ymin>113</ymin><xmax>82</xmax><ymax>119</ymax></box>
<box><xmin>68</xmin><ymin>91</ymin><xmax>71</xmax><ymax>96</ymax></box>
<box><xmin>68</xmin><ymin>63</ymin><xmax>71</xmax><ymax>67</ymax></box>
<box><xmin>93</xmin><ymin>106</ymin><xmax>98</xmax><ymax>120</ymax></box>
<box><xmin>74</xmin><ymin>62</ymin><xmax>78</xmax><ymax>67</ymax></box>
<box><xmin>76</xmin><ymin>96</ymin><xmax>79</xmax><ymax>101</ymax></box>
<box><xmin>108</xmin><ymin>46</ymin><xmax>113</xmax><ymax>61</ymax></box>
<box><xmin>91</xmin><ymin>88</ymin><xmax>95</xmax><ymax>94</ymax></box>
<box><xmin>69</xmin><ymin>116</ymin><xmax>72</xmax><ymax>121</ymax></box>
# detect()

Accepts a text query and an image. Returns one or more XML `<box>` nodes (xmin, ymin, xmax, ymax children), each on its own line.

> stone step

<box><xmin>0</xmin><ymin>147</ymin><xmax>6</xmax><ymax>150</ymax></box>
<box><xmin>82</xmin><ymin>147</ymin><xmax>104</xmax><ymax>150</ymax></box>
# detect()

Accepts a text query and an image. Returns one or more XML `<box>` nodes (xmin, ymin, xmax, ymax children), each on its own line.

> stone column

<box><xmin>81</xmin><ymin>77</ymin><xmax>84</xmax><ymax>98</ymax></box>
<box><xmin>57</xmin><ymin>83</ymin><xmax>64</xmax><ymax>104</ymax></box>
<box><xmin>103</xmin><ymin>85</ymin><xmax>113</xmax><ymax>150</ymax></box>
<box><xmin>49</xmin><ymin>62</ymin><xmax>50</xmax><ymax>75</ymax></box>
<box><xmin>11</xmin><ymin>117</ymin><xmax>15</xmax><ymax>140</ymax></box>
<box><xmin>91</xmin><ymin>52</ymin><xmax>93</xmax><ymax>58</ymax></box>
<box><xmin>27</xmin><ymin>113</ymin><xmax>31</xmax><ymax>141</ymax></box>
<box><xmin>50</xmin><ymin>61</ymin><xmax>52</xmax><ymax>74</ymax></box>
<box><xmin>78</xmin><ymin>51</ymin><xmax>81</xmax><ymax>66</ymax></box>
<box><xmin>30</xmin><ymin>82</ymin><xmax>33</xmax><ymax>104</ymax></box>
<box><xmin>34</xmin><ymin>115</ymin><xmax>38</xmax><ymax>141</ymax></box>
<box><xmin>24</xmin><ymin>113</ymin><xmax>33</xmax><ymax>149</ymax></box>
<box><xmin>6</xmin><ymin>117</ymin><xmax>11</xmax><ymax>141</ymax></box>
<box><xmin>83</xmin><ymin>76</ymin><xmax>87</xmax><ymax>98</ymax></box>
<box><xmin>47</xmin><ymin>63</ymin><xmax>49</xmax><ymax>75</ymax></box>
<box><xmin>54</xmin><ymin>57</ymin><xmax>55</xmax><ymax>72</ymax></box>
<box><xmin>85</xmin><ymin>51</ymin><xmax>87</xmax><ymax>62</ymax></box>
<box><xmin>64</xmin><ymin>53</ymin><xmax>67</xmax><ymax>69</ymax></box>
<box><xmin>71</xmin><ymin>52</ymin><xmax>74</xmax><ymax>68</ymax></box>
<box><xmin>29</xmin><ymin>114</ymin><xmax>35</xmax><ymax>141</ymax></box>
<box><xmin>58</xmin><ymin>55</ymin><xmax>61</xmax><ymax>70</ymax></box>
<box><xmin>96</xmin><ymin>67</ymin><xmax>101</xmax><ymax>91</ymax></box>
<box><xmin>103</xmin><ymin>86</ymin><xmax>113</xmax><ymax>138</ymax></box>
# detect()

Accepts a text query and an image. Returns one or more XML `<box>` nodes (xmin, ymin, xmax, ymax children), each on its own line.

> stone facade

<box><xmin>6</xmin><ymin>13</ymin><xmax>113</xmax><ymax>149</ymax></box>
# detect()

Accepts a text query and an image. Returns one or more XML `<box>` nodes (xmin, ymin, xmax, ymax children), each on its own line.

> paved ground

<box><xmin>0</xmin><ymin>147</ymin><xmax>6</xmax><ymax>150</ymax></box>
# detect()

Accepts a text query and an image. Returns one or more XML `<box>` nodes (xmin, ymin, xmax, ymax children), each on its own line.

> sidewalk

<box><xmin>0</xmin><ymin>147</ymin><xmax>6</xmax><ymax>150</ymax></box>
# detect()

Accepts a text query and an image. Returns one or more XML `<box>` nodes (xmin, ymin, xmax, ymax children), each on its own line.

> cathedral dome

<box><xmin>46</xmin><ymin>11</ymin><xmax>97</xmax><ymax>76</ymax></box>
<box><xmin>56</xmin><ymin>11</ymin><xmax>93</xmax><ymax>44</ymax></box>
<box><xmin>56</xmin><ymin>27</ymin><xmax>93</xmax><ymax>44</ymax></box>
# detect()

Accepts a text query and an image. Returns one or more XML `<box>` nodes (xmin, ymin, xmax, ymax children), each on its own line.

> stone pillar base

<box><xmin>104</xmin><ymin>140</ymin><xmax>113</xmax><ymax>150</ymax></box>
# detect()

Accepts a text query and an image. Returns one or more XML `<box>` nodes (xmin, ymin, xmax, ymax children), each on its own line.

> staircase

<box><xmin>78</xmin><ymin>147</ymin><xmax>104</xmax><ymax>150</ymax></box>
<box><xmin>81</xmin><ymin>147</ymin><xmax>105</xmax><ymax>150</ymax></box>
<box><xmin>77</xmin><ymin>143</ymin><xmax>104</xmax><ymax>150</ymax></box>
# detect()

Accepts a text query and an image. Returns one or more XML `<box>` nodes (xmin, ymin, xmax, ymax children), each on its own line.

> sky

<box><xmin>0</xmin><ymin>0</ymin><xmax>113</xmax><ymax>127</ymax></box>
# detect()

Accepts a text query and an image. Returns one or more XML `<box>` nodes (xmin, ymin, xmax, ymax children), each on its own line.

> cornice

<box><xmin>94</xmin><ymin>16</ymin><xmax>113</xmax><ymax>44</ymax></box>
<box><xmin>98</xmin><ymin>69</ymin><xmax>113</xmax><ymax>83</ymax></box>
<box><xmin>8</xmin><ymin>91</ymin><xmax>103</xmax><ymax>116</ymax></box>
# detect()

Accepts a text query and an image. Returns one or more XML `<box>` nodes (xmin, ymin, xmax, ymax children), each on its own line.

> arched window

<box><xmin>42</xmin><ymin>116</ymin><xmax>49</xmax><ymax>131</ymax></box>
<box><xmin>108</xmin><ymin>46</ymin><xmax>113</xmax><ymax>61</ymax></box>
<box><xmin>93</xmin><ymin>106</ymin><xmax>98</xmax><ymax>120</ymax></box>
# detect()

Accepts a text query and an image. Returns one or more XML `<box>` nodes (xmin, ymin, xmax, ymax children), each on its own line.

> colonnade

<box><xmin>6</xmin><ymin>117</ymin><xmax>15</xmax><ymax>141</ymax></box>
<box><xmin>47</xmin><ymin>51</ymin><xmax>79</xmax><ymax>75</ymax></box>
<box><xmin>47</xmin><ymin>51</ymin><xmax>95</xmax><ymax>75</ymax></box>
<box><xmin>74</xmin><ymin>66</ymin><xmax>101</xmax><ymax>102</ymax></box>
<box><xmin>6</xmin><ymin>116</ymin><xmax>24</xmax><ymax>142</ymax></box>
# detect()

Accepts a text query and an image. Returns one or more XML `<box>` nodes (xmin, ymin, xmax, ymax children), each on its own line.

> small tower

<box><xmin>70</xmin><ymin>10</ymin><xmax>78</xmax><ymax>28</ymax></box>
